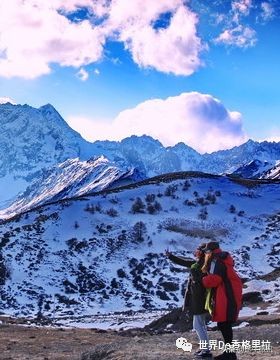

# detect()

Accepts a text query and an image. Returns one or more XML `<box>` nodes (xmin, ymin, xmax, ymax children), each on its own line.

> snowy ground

<box><xmin>0</xmin><ymin>173</ymin><xmax>279</xmax><ymax>327</ymax></box>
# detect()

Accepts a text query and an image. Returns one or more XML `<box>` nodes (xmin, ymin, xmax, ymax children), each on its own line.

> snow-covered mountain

<box><xmin>90</xmin><ymin>138</ymin><xmax>280</xmax><ymax>178</ymax></box>
<box><xmin>1</xmin><ymin>102</ymin><xmax>280</xmax><ymax>218</ymax></box>
<box><xmin>169</xmin><ymin>142</ymin><xmax>202</xmax><ymax>171</ymax></box>
<box><xmin>0</xmin><ymin>173</ymin><xmax>279</xmax><ymax>322</ymax></box>
<box><xmin>0</xmin><ymin>103</ymin><xmax>94</xmax><ymax>206</ymax></box>
<box><xmin>200</xmin><ymin>140</ymin><xmax>280</xmax><ymax>174</ymax></box>
<box><xmin>232</xmin><ymin>160</ymin><xmax>277</xmax><ymax>179</ymax></box>
<box><xmin>260</xmin><ymin>160</ymin><xmax>280</xmax><ymax>179</ymax></box>
<box><xmin>0</xmin><ymin>156</ymin><xmax>143</xmax><ymax>219</ymax></box>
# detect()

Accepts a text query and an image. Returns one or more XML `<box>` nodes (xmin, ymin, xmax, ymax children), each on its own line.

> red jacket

<box><xmin>202</xmin><ymin>249</ymin><xmax>242</xmax><ymax>323</ymax></box>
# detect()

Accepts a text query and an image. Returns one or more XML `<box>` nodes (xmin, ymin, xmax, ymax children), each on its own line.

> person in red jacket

<box><xmin>201</xmin><ymin>241</ymin><xmax>242</xmax><ymax>360</ymax></box>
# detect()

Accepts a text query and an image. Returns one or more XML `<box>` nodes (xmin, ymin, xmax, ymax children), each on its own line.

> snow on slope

<box><xmin>232</xmin><ymin>160</ymin><xmax>276</xmax><ymax>179</ymax></box>
<box><xmin>0</xmin><ymin>174</ymin><xmax>279</xmax><ymax>324</ymax></box>
<box><xmin>0</xmin><ymin>156</ymin><xmax>142</xmax><ymax>219</ymax></box>
<box><xmin>0</xmin><ymin>103</ymin><xmax>94</xmax><ymax>207</ymax></box>
<box><xmin>260</xmin><ymin>160</ymin><xmax>280</xmax><ymax>180</ymax></box>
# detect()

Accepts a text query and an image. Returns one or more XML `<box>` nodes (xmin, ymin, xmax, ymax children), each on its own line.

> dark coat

<box><xmin>202</xmin><ymin>249</ymin><xmax>242</xmax><ymax>322</ymax></box>
<box><xmin>168</xmin><ymin>253</ymin><xmax>207</xmax><ymax>315</ymax></box>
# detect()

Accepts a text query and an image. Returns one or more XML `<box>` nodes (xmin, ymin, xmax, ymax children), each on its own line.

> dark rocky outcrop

<box><xmin>143</xmin><ymin>307</ymin><xmax>194</xmax><ymax>333</ymax></box>
<box><xmin>242</xmin><ymin>291</ymin><xmax>263</xmax><ymax>304</ymax></box>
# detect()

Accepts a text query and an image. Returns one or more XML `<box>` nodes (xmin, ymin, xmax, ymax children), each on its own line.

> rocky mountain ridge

<box><xmin>1</xmin><ymin>102</ymin><xmax>280</xmax><ymax>218</ymax></box>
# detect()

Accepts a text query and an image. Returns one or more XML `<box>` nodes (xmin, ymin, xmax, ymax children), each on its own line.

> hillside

<box><xmin>0</xmin><ymin>172</ymin><xmax>279</xmax><ymax>326</ymax></box>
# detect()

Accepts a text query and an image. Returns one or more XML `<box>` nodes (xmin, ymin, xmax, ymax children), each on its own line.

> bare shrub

<box><xmin>197</xmin><ymin>197</ymin><xmax>206</xmax><ymax>205</ymax></box>
<box><xmin>182</xmin><ymin>180</ymin><xmax>191</xmax><ymax>191</ymax></box>
<box><xmin>206</xmin><ymin>191</ymin><xmax>217</xmax><ymax>204</ymax></box>
<box><xmin>164</xmin><ymin>184</ymin><xmax>178</xmax><ymax>197</ymax></box>
<box><xmin>145</xmin><ymin>194</ymin><xmax>156</xmax><ymax>203</ymax></box>
<box><xmin>147</xmin><ymin>204</ymin><xmax>156</xmax><ymax>214</ymax></box>
<box><xmin>183</xmin><ymin>199</ymin><xmax>196</xmax><ymax>206</ymax></box>
<box><xmin>131</xmin><ymin>221</ymin><xmax>147</xmax><ymax>243</ymax></box>
<box><xmin>198</xmin><ymin>207</ymin><xmax>208</xmax><ymax>220</ymax></box>
<box><xmin>106</xmin><ymin>208</ymin><xmax>118</xmax><ymax>217</ymax></box>
<box><xmin>109</xmin><ymin>197</ymin><xmax>119</xmax><ymax>204</ymax></box>
<box><xmin>154</xmin><ymin>201</ymin><xmax>162</xmax><ymax>212</ymax></box>
<box><xmin>131</xmin><ymin>197</ymin><xmax>145</xmax><ymax>214</ymax></box>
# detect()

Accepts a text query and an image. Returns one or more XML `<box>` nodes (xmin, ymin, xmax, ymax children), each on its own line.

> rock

<box><xmin>159</xmin><ymin>281</ymin><xmax>180</xmax><ymax>292</ymax></box>
<box><xmin>143</xmin><ymin>307</ymin><xmax>193</xmax><ymax>333</ymax></box>
<box><xmin>257</xmin><ymin>267</ymin><xmax>280</xmax><ymax>281</ymax></box>
<box><xmin>256</xmin><ymin>311</ymin><xmax>269</xmax><ymax>315</ymax></box>
<box><xmin>242</xmin><ymin>291</ymin><xmax>263</xmax><ymax>304</ymax></box>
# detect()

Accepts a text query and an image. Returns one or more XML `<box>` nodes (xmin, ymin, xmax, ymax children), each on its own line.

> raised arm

<box><xmin>167</xmin><ymin>252</ymin><xmax>195</xmax><ymax>268</ymax></box>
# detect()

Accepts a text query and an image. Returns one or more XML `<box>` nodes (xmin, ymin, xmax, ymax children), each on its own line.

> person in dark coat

<box><xmin>201</xmin><ymin>241</ymin><xmax>242</xmax><ymax>360</ymax></box>
<box><xmin>166</xmin><ymin>244</ymin><xmax>212</xmax><ymax>358</ymax></box>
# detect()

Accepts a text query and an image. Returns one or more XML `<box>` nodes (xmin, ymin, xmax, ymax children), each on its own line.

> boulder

<box><xmin>242</xmin><ymin>291</ymin><xmax>263</xmax><ymax>304</ymax></box>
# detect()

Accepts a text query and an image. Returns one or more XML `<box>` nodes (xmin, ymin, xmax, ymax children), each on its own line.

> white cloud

<box><xmin>66</xmin><ymin>92</ymin><xmax>248</xmax><ymax>153</ymax></box>
<box><xmin>214</xmin><ymin>0</ymin><xmax>265</xmax><ymax>49</ymax></box>
<box><xmin>56</xmin><ymin>0</ymin><xmax>106</xmax><ymax>13</ymax></box>
<box><xmin>94</xmin><ymin>68</ymin><xmax>100</xmax><ymax>75</ymax></box>
<box><xmin>229</xmin><ymin>0</ymin><xmax>253</xmax><ymax>25</ymax></box>
<box><xmin>0</xmin><ymin>0</ymin><xmax>277</xmax><ymax>79</ymax></box>
<box><xmin>232</xmin><ymin>0</ymin><xmax>252</xmax><ymax>17</ymax></box>
<box><xmin>0</xmin><ymin>0</ymin><xmax>204</xmax><ymax>78</ymax></box>
<box><xmin>260</xmin><ymin>2</ymin><xmax>275</xmax><ymax>21</ymax></box>
<box><xmin>0</xmin><ymin>97</ymin><xmax>17</xmax><ymax>104</ymax></box>
<box><xmin>215</xmin><ymin>25</ymin><xmax>257</xmax><ymax>48</ymax></box>
<box><xmin>67</xmin><ymin>115</ymin><xmax>112</xmax><ymax>140</ymax></box>
<box><xmin>105</xmin><ymin>0</ymin><xmax>204</xmax><ymax>76</ymax></box>
<box><xmin>76</xmin><ymin>68</ymin><xmax>89</xmax><ymax>81</ymax></box>
<box><xmin>0</xmin><ymin>0</ymin><xmax>105</xmax><ymax>79</ymax></box>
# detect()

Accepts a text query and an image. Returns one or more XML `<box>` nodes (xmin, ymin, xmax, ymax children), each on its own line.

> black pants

<box><xmin>217</xmin><ymin>321</ymin><xmax>233</xmax><ymax>344</ymax></box>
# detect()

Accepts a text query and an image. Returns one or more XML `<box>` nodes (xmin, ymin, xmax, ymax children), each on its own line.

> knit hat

<box><xmin>203</xmin><ymin>241</ymin><xmax>220</xmax><ymax>251</ymax></box>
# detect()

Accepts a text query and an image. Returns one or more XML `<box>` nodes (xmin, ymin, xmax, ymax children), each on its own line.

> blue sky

<box><xmin>0</xmin><ymin>0</ymin><xmax>279</xmax><ymax>153</ymax></box>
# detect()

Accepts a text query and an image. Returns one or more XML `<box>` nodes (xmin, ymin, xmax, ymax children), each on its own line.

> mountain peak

<box><xmin>171</xmin><ymin>142</ymin><xmax>200</xmax><ymax>155</ymax></box>
<box><xmin>38</xmin><ymin>103</ymin><xmax>77</xmax><ymax>132</ymax></box>
<box><xmin>244</xmin><ymin>139</ymin><xmax>258</xmax><ymax>146</ymax></box>
<box><xmin>39</xmin><ymin>103</ymin><xmax>60</xmax><ymax>115</ymax></box>
<box><xmin>121</xmin><ymin>134</ymin><xmax>164</xmax><ymax>148</ymax></box>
